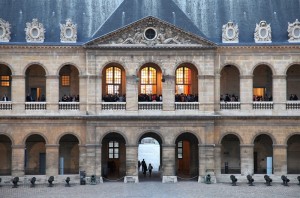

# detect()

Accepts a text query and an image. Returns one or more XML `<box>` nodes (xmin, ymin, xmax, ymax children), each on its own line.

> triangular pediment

<box><xmin>85</xmin><ymin>16</ymin><xmax>216</xmax><ymax>48</ymax></box>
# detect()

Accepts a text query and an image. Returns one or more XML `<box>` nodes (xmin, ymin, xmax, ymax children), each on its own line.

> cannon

<box><xmin>246</xmin><ymin>175</ymin><xmax>254</xmax><ymax>186</ymax></box>
<box><xmin>281</xmin><ymin>175</ymin><xmax>290</xmax><ymax>186</ymax></box>
<box><xmin>90</xmin><ymin>175</ymin><xmax>96</xmax><ymax>185</ymax></box>
<box><xmin>230</xmin><ymin>175</ymin><xmax>237</xmax><ymax>186</ymax></box>
<box><xmin>65</xmin><ymin>177</ymin><xmax>71</xmax><ymax>187</ymax></box>
<box><xmin>48</xmin><ymin>176</ymin><xmax>54</xmax><ymax>187</ymax></box>
<box><xmin>12</xmin><ymin>177</ymin><xmax>19</xmax><ymax>188</ymax></box>
<box><xmin>0</xmin><ymin>177</ymin><xmax>2</xmax><ymax>187</ymax></box>
<box><xmin>264</xmin><ymin>175</ymin><xmax>272</xmax><ymax>186</ymax></box>
<box><xmin>205</xmin><ymin>174</ymin><xmax>211</xmax><ymax>184</ymax></box>
<box><xmin>30</xmin><ymin>177</ymin><xmax>36</xmax><ymax>187</ymax></box>
<box><xmin>297</xmin><ymin>176</ymin><xmax>300</xmax><ymax>185</ymax></box>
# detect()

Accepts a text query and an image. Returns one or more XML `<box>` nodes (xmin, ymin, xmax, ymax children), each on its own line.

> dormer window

<box><xmin>60</xmin><ymin>19</ymin><xmax>77</xmax><ymax>43</ymax></box>
<box><xmin>222</xmin><ymin>21</ymin><xmax>239</xmax><ymax>43</ymax></box>
<box><xmin>254</xmin><ymin>21</ymin><xmax>272</xmax><ymax>43</ymax></box>
<box><xmin>144</xmin><ymin>27</ymin><xmax>157</xmax><ymax>40</ymax></box>
<box><xmin>288</xmin><ymin>19</ymin><xmax>300</xmax><ymax>43</ymax></box>
<box><xmin>25</xmin><ymin>19</ymin><xmax>45</xmax><ymax>43</ymax></box>
<box><xmin>0</xmin><ymin>18</ymin><xmax>11</xmax><ymax>42</ymax></box>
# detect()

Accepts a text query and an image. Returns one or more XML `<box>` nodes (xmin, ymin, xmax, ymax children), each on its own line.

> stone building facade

<box><xmin>0</xmin><ymin>0</ymin><xmax>300</xmax><ymax>183</ymax></box>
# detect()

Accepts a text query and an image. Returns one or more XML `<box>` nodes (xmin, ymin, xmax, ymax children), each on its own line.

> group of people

<box><xmin>2</xmin><ymin>94</ymin><xmax>9</xmax><ymax>101</ymax></box>
<box><xmin>220</xmin><ymin>94</ymin><xmax>239</xmax><ymax>102</ymax></box>
<box><xmin>138</xmin><ymin>159</ymin><xmax>153</xmax><ymax>177</ymax></box>
<box><xmin>26</xmin><ymin>93</ymin><xmax>46</xmax><ymax>102</ymax></box>
<box><xmin>138</xmin><ymin>94</ymin><xmax>162</xmax><ymax>102</ymax></box>
<box><xmin>61</xmin><ymin>94</ymin><xmax>80</xmax><ymax>102</ymax></box>
<box><xmin>289</xmin><ymin>94</ymin><xmax>298</xmax><ymax>100</ymax></box>
<box><xmin>175</xmin><ymin>93</ymin><xmax>198</xmax><ymax>102</ymax></box>
<box><xmin>253</xmin><ymin>94</ymin><xmax>273</xmax><ymax>101</ymax></box>
<box><xmin>102</xmin><ymin>94</ymin><xmax>126</xmax><ymax>102</ymax></box>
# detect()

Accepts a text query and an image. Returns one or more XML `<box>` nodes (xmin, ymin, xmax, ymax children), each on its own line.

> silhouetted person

<box><xmin>148</xmin><ymin>163</ymin><xmax>153</xmax><ymax>177</ymax></box>
<box><xmin>138</xmin><ymin>160</ymin><xmax>141</xmax><ymax>171</ymax></box>
<box><xmin>141</xmin><ymin>159</ymin><xmax>147</xmax><ymax>176</ymax></box>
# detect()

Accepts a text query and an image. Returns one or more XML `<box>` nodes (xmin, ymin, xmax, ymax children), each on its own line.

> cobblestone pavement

<box><xmin>0</xmin><ymin>181</ymin><xmax>299</xmax><ymax>198</ymax></box>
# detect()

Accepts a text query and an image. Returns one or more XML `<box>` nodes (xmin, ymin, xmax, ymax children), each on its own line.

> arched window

<box><xmin>106</xmin><ymin>66</ymin><xmax>121</xmax><ymax>95</ymax></box>
<box><xmin>176</xmin><ymin>66</ymin><xmax>191</xmax><ymax>94</ymax></box>
<box><xmin>141</xmin><ymin>66</ymin><xmax>157</xmax><ymax>94</ymax></box>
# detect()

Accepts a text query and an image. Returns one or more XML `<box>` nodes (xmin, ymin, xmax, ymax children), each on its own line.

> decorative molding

<box><xmin>288</xmin><ymin>19</ymin><xmax>300</xmax><ymax>43</ymax></box>
<box><xmin>254</xmin><ymin>21</ymin><xmax>272</xmax><ymax>43</ymax></box>
<box><xmin>222</xmin><ymin>21</ymin><xmax>239</xmax><ymax>43</ymax></box>
<box><xmin>60</xmin><ymin>19</ymin><xmax>77</xmax><ymax>43</ymax></box>
<box><xmin>25</xmin><ymin>19</ymin><xmax>45</xmax><ymax>43</ymax></box>
<box><xmin>0</xmin><ymin>18</ymin><xmax>11</xmax><ymax>42</ymax></box>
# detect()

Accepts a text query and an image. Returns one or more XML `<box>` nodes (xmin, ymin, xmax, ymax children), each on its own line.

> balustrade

<box><xmin>0</xmin><ymin>101</ymin><xmax>12</xmax><ymax>110</ymax></box>
<box><xmin>59</xmin><ymin>102</ymin><xmax>80</xmax><ymax>110</ymax></box>
<box><xmin>101</xmin><ymin>102</ymin><xmax>126</xmax><ymax>110</ymax></box>
<box><xmin>220</xmin><ymin>102</ymin><xmax>241</xmax><ymax>110</ymax></box>
<box><xmin>138</xmin><ymin>102</ymin><xmax>162</xmax><ymax>110</ymax></box>
<box><xmin>175</xmin><ymin>102</ymin><xmax>199</xmax><ymax>110</ymax></box>
<box><xmin>25</xmin><ymin>102</ymin><xmax>47</xmax><ymax>110</ymax></box>
<box><xmin>252</xmin><ymin>101</ymin><xmax>273</xmax><ymax>109</ymax></box>
<box><xmin>286</xmin><ymin>101</ymin><xmax>300</xmax><ymax>109</ymax></box>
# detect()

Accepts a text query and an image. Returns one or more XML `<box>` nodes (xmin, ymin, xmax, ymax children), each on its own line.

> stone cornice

<box><xmin>272</xmin><ymin>75</ymin><xmax>287</xmax><ymax>79</ymax></box>
<box><xmin>240</xmin><ymin>144</ymin><xmax>254</xmax><ymax>148</ymax></box>
<box><xmin>45</xmin><ymin>144</ymin><xmax>59</xmax><ymax>148</ymax></box>
<box><xmin>240</xmin><ymin>75</ymin><xmax>253</xmax><ymax>79</ymax></box>
<box><xmin>45</xmin><ymin>75</ymin><xmax>59</xmax><ymax>79</ymax></box>
<box><xmin>0</xmin><ymin>45</ymin><xmax>82</xmax><ymax>49</ymax></box>
<box><xmin>11</xmin><ymin>75</ymin><xmax>25</xmax><ymax>79</ymax></box>
<box><xmin>198</xmin><ymin>75</ymin><xmax>214</xmax><ymax>79</ymax></box>
<box><xmin>219</xmin><ymin>45</ymin><xmax>300</xmax><ymax>50</ymax></box>
<box><xmin>272</xmin><ymin>144</ymin><xmax>287</xmax><ymax>148</ymax></box>
<box><xmin>12</xmin><ymin>144</ymin><xmax>25</xmax><ymax>148</ymax></box>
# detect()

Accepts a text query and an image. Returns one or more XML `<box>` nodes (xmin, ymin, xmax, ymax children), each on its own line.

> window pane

<box><xmin>141</xmin><ymin>67</ymin><xmax>148</xmax><ymax>84</ymax></box>
<box><xmin>114</xmin><ymin>154</ymin><xmax>119</xmax><ymax>158</ymax></box>
<box><xmin>61</xmin><ymin>75</ymin><xmax>70</xmax><ymax>86</ymax></box>
<box><xmin>109</xmin><ymin>154</ymin><xmax>113</xmax><ymax>158</ymax></box>
<box><xmin>1</xmin><ymin>76</ymin><xmax>9</xmax><ymax>81</ymax></box>
<box><xmin>107</xmin><ymin>85</ymin><xmax>114</xmax><ymax>95</ymax></box>
<box><xmin>148</xmin><ymin>67</ymin><xmax>156</xmax><ymax>84</ymax></box>
<box><xmin>178</xmin><ymin>141</ymin><xmax>182</xmax><ymax>147</ymax></box>
<box><xmin>1</xmin><ymin>81</ymin><xmax>9</xmax><ymax>87</ymax></box>
<box><xmin>106</xmin><ymin>67</ymin><xmax>113</xmax><ymax>84</ymax></box>
<box><xmin>114</xmin><ymin>148</ymin><xmax>119</xmax><ymax>154</ymax></box>
<box><xmin>114</xmin><ymin>142</ymin><xmax>119</xmax><ymax>147</ymax></box>
<box><xmin>109</xmin><ymin>141</ymin><xmax>114</xmax><ymax>147</ymax></box>
<box><xmin>178</xmin><ymin>154</ymin><xmax>182</xmax><ymax>159</ymax></box>
<box><xmin>114</xmin><ymin>67</ymin><xmax>121</xmax><ymax>84</ymax></box>
<box><xmin>176</xmin><ymin>67</ymin><xmax>183</xmax><ymax>84</ymax></box>
<box><xmin>178</xmin><ymin>148</ymin><xmax>182</xmax><ymax>154</ymax></box>
<box><xmin>109</xmin><ymin>148</ymin><xmax>114</xmax><ymax>154</ymax></box>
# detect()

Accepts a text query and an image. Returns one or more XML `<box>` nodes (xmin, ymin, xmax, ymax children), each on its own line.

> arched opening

<box><xmin>175</xmin><ymin>132</ymin><xmax>199</xmax><ymax>178</ymax></box>
<box><xmin>253</xmin><ymin>65</ymin><xmax>273</xmax><ymax>101</ymax></box>
<box><xmin>59</xmin><ymin>134</ymin><xmax>79</xmax><ymax>175</ymax></box>
<box><xmin>286</xmin><ymin>64</ymin><xmax>300</xmax><ymax>100</ymax></box>
<box><xmin>220</xmin><ymin>65</ymin><xmax>240</xmax><ymax>102</ymax></box>
<box><xmin>138</xmin><ymin>132</ymin><xmax>162</xmax><ymax>181</ymax></box>
<box><xmin>59</xmin><ymin>65</ymin><xmax>79</xmax><ymax>102</ymax></box>
<box><xmin>25</xmin><ymin>65</ymin><xmax>46</xmax><ymax>102</ymax></box>
<box><xmin>287</xmin><ymin>134</ymin><xmax>300</xmax><ymax>174</ymax></box>
<box><xmin>138</xmin><ymin>63</ymin><xmax>162</xmax><ymax>102</ymax></box>
<box><xmin>0</xmin><ymin>64</ymin><xmax>12</xmax><ymax>101</ymax></box>
<box><xmin>101</xmin><ymin>133</ymin><xmax>126</xmax><ymax>179</ymax></box>
<box><xmin>25</xmin><ymin>134</ymin><xmax>46</xmax><ymax>175</ymax></box>
<box><xmin>253</xmin><ymin>134</ymin><xmax>273</xmax><ymax>174</ymax></box>
<box><xmin>175</xmin><ymin>64</ymin><xmax>198</xmax><ymax>102</ymax></box>
<box><xmin>102</xmin><ymin>64</ymin><xmax>126</xmax><ymax>102</ymax></box>
<box><xmin>221</xmin><ymin>134</ymin><xmax>240</xmax><ymax>174</ymax></box>
<box><xmin>0</xmin><ymin>135</ymin><xmax>12</xmax><ymax>175</ymax></box>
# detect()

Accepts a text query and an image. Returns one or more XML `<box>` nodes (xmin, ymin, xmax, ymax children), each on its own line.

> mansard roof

<box><xmin>0</xmin><ymin>0</ymin><xmax>299</xmax><ymax>46</ymax></box>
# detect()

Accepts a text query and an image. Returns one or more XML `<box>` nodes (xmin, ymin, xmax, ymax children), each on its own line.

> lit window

<box><xmin>141</xmin><ymin>66</ymin><xmax>157</xmax><ymax>94</ymax></box>
<box><xmin>178</xmin><ymin>141</ymin><xmax>183</xmax><ymax>159</ymax></box>
<box><xmin>1</xmin><ymin>76</ymin><xmax>10</xmax><ymax>87</ymax></box>
<box><xmin>61</xmin><ymin>75</ymin><xmax>70</xmax><ymax>86</ymax></box>
<box><xmin>108</xmin><ymin>141</ymin><xmax>119</xmax><ymax>159</ymax></box>
<box><xmin>106</xmin><ymin>67</ymin><xmax>121</xmax><ymax>95</ymax></box>
<box><xmin>176</xmin><ymin>67</ymin><xmax>192</xmax><ymax>94</ymax></box>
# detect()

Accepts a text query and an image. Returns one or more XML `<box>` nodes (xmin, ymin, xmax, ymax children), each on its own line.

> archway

<box><xmin>220</xmin><ymin>65</ymin><xmax>240</xmax><ymax>102</ymax></box>
<box><xmin>175</xmin><ymin>132</ymin><xmax>199</xmax><ymax>178</ymax></box>
<box><xmin>58</xmin><ymin>134</ymin><xmax>79</xmax><ymax>174</ymax></box>
<box><xmin>175</xmin><ymin>64</ymin><xmax>198</xmax><ymax>102</ymax></box>
<box><xmin>287</xmin><ymin>134</ymin><xmax>300</xmax><ymax>174</ymax></box>
<box><xmin>0</xmin><ymin>135</ymin><xmax>12</xmax><ymax>175</ymax></box>
<box><xmin>286</xmin><ymin>64</ymin><xmax>300</xmax><ymax>100</ymax></box>
<box><xmin>101</xmin><ymin>132</ymin><xmax>126</xmax><ymax>179</ymax></box>
<box><xmin>253</xmin><ymin>65</ymin><xmax>273</xmax><ymax>101</ymax></box>
<box><xmin>25</xmin><ymin>134</ymin><xmax>46</xmax><ymax>175</ymax></box>
<box><xmin>0</xmin><ymin>64</ymin><xmax>12</xmax><ymax>101</ymax></box>
<box><xmin>25</xmin><ymin>65</ymin><xmax>46</xmax><ymax>102</ymax></box>
<box><xmin>138</xmin><ymin>132</ymin><xmax>162</xmax><ymax>181</ymax></box>
<box><xmin>59</xmin><ymin>65</ymin><xmax>79</xmax><ymax>102</ymax></box>
<box><xmin>253</xmin><ymin>134</ymin><xmax>273</xmax><ymax>174</ymax></box>
<box><xmin>102</xmin><ymin>63</ymin><xmax>126</xmax><ymax>102</ymax></box>
<box><xmin>221</xmin><ymin>134</ymin><xmax>241</xmax><ymax>174</ymax></box>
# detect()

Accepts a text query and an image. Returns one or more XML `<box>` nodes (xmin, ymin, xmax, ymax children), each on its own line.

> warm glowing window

<box><xmin>177</xmin><ymin>141</ymin><xmax>183</xmax><ymax>159</ymax></box>
<box><xmin>61</xmin><ymin>75</ymin><xmax>70</xmax><ymax>86</ymax></box>
<box><xmin>176</xmin><ymin>67</ymin><xmax>192</xmax><ymax>94</ymax></box>
<box><xmin>106</xmin><ymin>67</ymin><xmax>121</xmax><ymax>95</ymax></box>
<box><xmin>1</xmin><ymin>76</ymin><xmax>10</xmax><ymax>87</ymax></box>
<box><xmin>141</xmin><ymin>66</ymin><xmax>157</xmax><ymax>94</ymax></box>
<box><xmin>108</xmin><ymin>141</ymin><xmax>119</xmax><ymax>159</ymax></box>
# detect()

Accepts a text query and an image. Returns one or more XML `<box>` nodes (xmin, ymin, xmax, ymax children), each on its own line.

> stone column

<box><xmin>273</xmin><ymin>144</ymin><xmax>287</xmax><ymax>175</ymax></box>
<box><xmin>46</xmin><ymin>75</ymin><xmax>59</xmax><ymax>112</ymax></box>
<box><xmin>214</xmin><ymin>144</ymin><xmax>222</xmax><ymax>176</ymax></box>
<box><xmin>11</xmin><ymin>145</ymin><xmax>25</xmax><ymax>176</ymax></box>
<box><xmin>79</xmin><ymin>75</ymin><xmax>88</xmax><ymax>114</ymax></box>
<box><xmin>45</xmin><ymin>144</ymin><xmax>59</xmax><ymax>176</ymax></box>
<box><xmin>240</xmin><ymin>144</ymin><xmax>254</xmax><ymax>176</ymax></box>
<box><xmin>198</xmin><ymin>144</ymin><xmax>216</xmax><ymax>183</ymax></box>
<box><xmin>199</xmin><ymin>75</ymin><xmax>215</xmax><ymax>112</ymax></box>
<box><xmin>162</xmin><ymin>144</ymin><xmax>177</xmax><ymax>183</ymax></box>
<box><xmin>124</xmin><ymin>145</ymin><xmax>138</xmax><ymax>183</ymax></box>
<box><xmin>240</xmin><ymin>75</ymin><xmax>253</xmax><ymax>111</ymax></box>
<box><xmin>79</xmin><ymin>145</ymin><xmax>87</xmax><ymax>172</ymax></box>
<box><xmin>162</xmin><ymin>75</ymin><xmax>175</xmax><ymax>111</ymax></box>
<box><xmin>11</xmin><ymin>75</ymin><xmax>25</xmax><ymax>113</ymax></box>
<box><xmin>214</xmin><ymin>74</ymin><xmax>221</xmax><ymax>111</ymax></box>
<box><xmin>126</xmin><ymin>75</ymin><xmax>138</xmax><ymax>111</ymax></box>
<box><xmin>273</xmin><ymin>75</ymin><xmax>286</xmax><ymax>111</ymax></box>
<box><xmin>85</xmin><ymin>144</ymin><xmax>97</xmax><ymax>176</ymax></box>
<box><xmin>95</xmin><ymin>75</ymin><xmax>102</xmax><ymax>113</ymax></box>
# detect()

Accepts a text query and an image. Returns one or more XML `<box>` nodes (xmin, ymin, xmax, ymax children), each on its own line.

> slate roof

<box><xmin>0</xmin><ymin>0</ymin><xmax>299</xmax><ymax>45</ymax></box>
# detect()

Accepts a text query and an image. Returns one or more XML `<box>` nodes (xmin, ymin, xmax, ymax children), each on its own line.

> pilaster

<box><xmin>46</xmin><ymin>75</ymin><xmax>59</xmax><ymax>112</ymax></box>
<box><xmin>45</xmin><ymin>144</ymin><xmax>59</xmax><ymax>176</ymax></box>
<box><xmin>273</xmin><ymin>144</ymin><xmax>287</xmax><ymax>175</ymax></box>
<box><xmin>240</xmin><ymin>144</ymin><xmax>254</xmax><ymax>176</ymax></box>
<box><xmin>11</xmin><ymin>75</ymin><xmax>25</xmax><ymax>113</ymax></box>
<box><xmin>124</xmin><ymin>145</ymin><xmax>139</xmax><ymax>183</ymax></box>
<box><xmin>162</xmin><ymin>75</ymin><xmax>175</xmax><ymax>111</ymax></box>
<box><xmin>126</xmin><ymin>75</ymin><xmax>138</xmax><ymax>111</ymax></box>
<box><xmin>240</xmin><ymin>75</ymin><xmax>253</xmax><ymax>111</ymax></box>
<box><xmin>162</xmin><ymin>144</ymin><xmax>177</xmax><ymax>183</ymax></box>
<box><xmin>11</xmin><ymin>144</ymin><xmax>25</xmax><ymax>176</ymax></box>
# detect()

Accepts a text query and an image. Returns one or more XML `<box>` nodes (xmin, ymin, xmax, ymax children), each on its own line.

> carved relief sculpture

<box><xmin>60</xmin><ymin>19</ymin><xmax>77</xmax><ymax>43</ymax></box>
<box><xmin>288</xmin><ymin>19</ymin><xmax>300</xmax><ymax>43</ymax></box>
<box><xmin>222</xmin><ymin>21</ymin><xmax>239</xmax><ymax>43</ymax></box>
<box><xmin>25</xmin><ymin>19</ymin><xmax>45</xmax><ymax>43</ymax></box>
<box><xmin>254</xmin><ymin>21</ymin><xmax>272</xmax><ymax>43</ymax></box>
<box><xmin>0</xmin><ymin>18</ymin><xmax>11</xmax><ymax>42</ymax></box>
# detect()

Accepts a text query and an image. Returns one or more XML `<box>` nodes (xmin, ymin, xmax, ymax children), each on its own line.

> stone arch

<box><xmin>251</xmin><ymin>132</ymin><xmax>276</xmax><ymax>145</ymax></box>
<box><xmin>173</xmin><ymin>131</ymin><xmax>201</xmax><ymax>145</ymax></box>
<box><xmin>251</xmin><ymin>62</ymin><xmax>276</xmax><ymax>75</ymax></box>
<box><xmin>174</xmin><ymin>61</ymin><xmax>200</xmax><ymax>75</ymax></box>
<box><xmin>0</xmin><ymin>133</ymin><xmax>13</xmax><ymax>175</ymax></box>
<box><xmin>23</xmin><ymin>62</ymin><xmax>49</xmax><ymax>76</ymax></box>
<box><xmin>0</xmin><ymin>61</ymin><xmax>15</xmax><ymax>75</ymax></box>
<box><xmin>23</xmin><ymin>132</ymin><xmax>49</xmax><ymax>145</ymax></box>
<box><xmin>285</xmin><ymin>132</ymin><xmax>300</xmax><ymax>145</ymax></box>
<box><xmin>219</xmin><ymin>132</ymin><xmax>244</xmax><ymax>145</ymax></box>
<box><xmin>285</xmin><ymin>63</ymin><xmax>300</xmax><ymax>100</ymax></box>
<box><xmin>220</xmin><ymin>64</ymin><xmax>241</xmax><ymax>101</ymax></box>
<box><xmin>57</xmin><ymin>62</ymin><xmax>82</xmax><ymax>76</ymax></box>
<box><xmin>100</xmin><ymin>131</ymin><xmax>128</xmax><ymax>145</ymax></box>
<box><xmin>56</xmin><ymin>132</ymin><xmax>82</xmax><ymax>145</ymax></box>
<box><xmin>219</xmin><ymin>62</ymin><xmax>242</xmax><ymax>76</ymax></box>
<box><xmin>100</xmin><ymin>61</ymin><xmax>127</xmax><ymax>75</ymax></box>
<box><xmin>137</xmin><ymin>61</ymin><xmax>162</xmax><ymax>73</ymax></box>
<box><xmin>284</xmin><ymin>62</ymin><xmax>300</xmax><ymax>74</ymax></box>
<box><xmin>136</xmin><ymin>130</ymin><xmax>165</xmax><ymax>145</ymax></box>
<box><xmin>286</xmin><ymin>133</ymin><xmax>300</xmax><ymax>174</ymax></box>
<box><xmin>0</xmin><ymin>133</ymin><xmax>14</xmax><ymax>145</ymax></box>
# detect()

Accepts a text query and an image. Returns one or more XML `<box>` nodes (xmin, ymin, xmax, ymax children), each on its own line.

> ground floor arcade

<box><xmin>0</xmin><ymin>117</ymin><xmax>299</xmax><ymax>183</ymax></box>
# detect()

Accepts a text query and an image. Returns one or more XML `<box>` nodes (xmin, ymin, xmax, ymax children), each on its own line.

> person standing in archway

<box><xmin>148</xmin><ymin>163</ymin><xmax>153</xmax><ymax>177</ymax></box>
<box><xmin>142</xmin><ymin>159</ymin><xmax>147</xmax><ymax>176</ymax></box>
